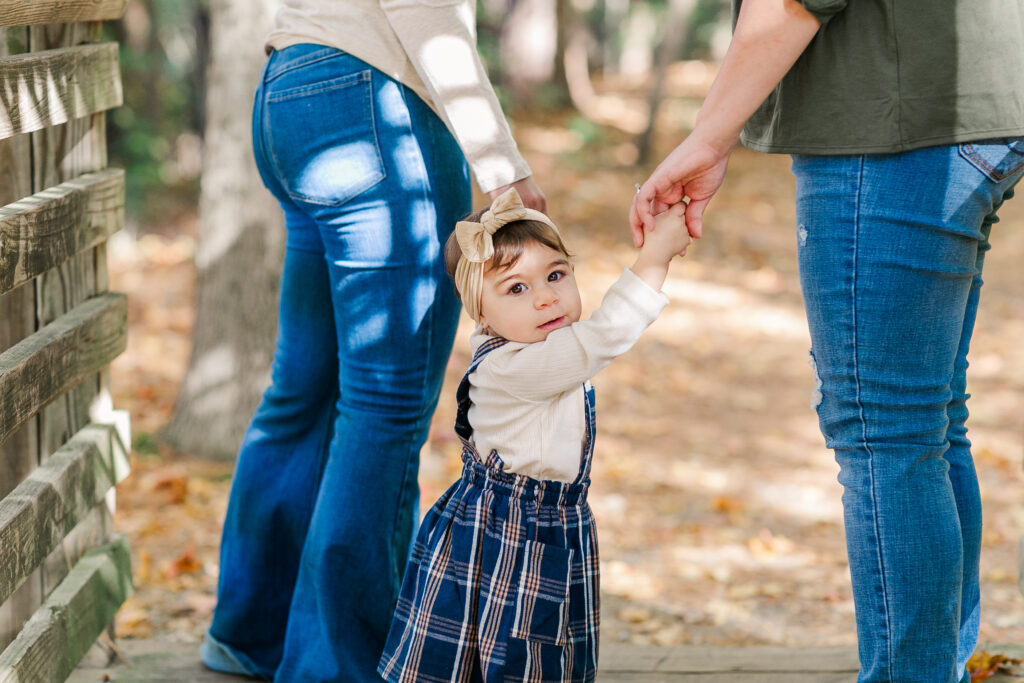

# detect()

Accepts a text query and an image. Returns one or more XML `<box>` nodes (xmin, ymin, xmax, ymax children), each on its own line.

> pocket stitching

<box><xmin>509</xmin><ymin>540</ymin><xmax>573</xmax><ymax>647</ymax></box>
<box><xmin>264</xmin><ymin>71</ymin><xmax>386</xmax><ymax>207</ymax></box>
<box><xmin>267</xmin><ymin>69</ymin><xmax>371</xmax><ymax>103</ymax></box>
<box><xmin>265</xmin><ymin>47</ymin><xmax>349</xmax><ymax>83</ymax></box>
<box><xmin>960</xmin><ymin>142</ymin><xmax>1024</xmax><ymax>182</ymax></box>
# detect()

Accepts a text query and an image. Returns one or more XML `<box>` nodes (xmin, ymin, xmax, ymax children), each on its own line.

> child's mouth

<box><xmin>538</xmin><ymin>316</ymin><xmax>567</xmax><ymax>330</ymax></box>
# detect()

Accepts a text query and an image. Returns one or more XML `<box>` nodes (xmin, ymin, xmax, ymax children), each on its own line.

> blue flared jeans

<box><xmin>205</xmin><ymin>44</ymin><xmax>470</xmax><ymax>681</ymax></box>
<box><xmin>793</xmin><ymin>139</ymin><xmax>1024</xmax><ymax>683</ymax></box>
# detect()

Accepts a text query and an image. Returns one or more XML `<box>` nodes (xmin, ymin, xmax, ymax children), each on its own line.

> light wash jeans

<box><xmin>793</xmin><ymin>138</ymin><xmax>1024</xmax><ymax>683</ymax></box>
<box><xmin>202</xmin><ymin>44</ymin><xmax>470</xmax><ymax>681</ymax></box>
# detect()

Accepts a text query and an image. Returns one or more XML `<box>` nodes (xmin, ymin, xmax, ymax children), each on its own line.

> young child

<box><xmin>377</xmin><ymin>188</ymin><xmax>690</xmax><ymax>683</ymax></box>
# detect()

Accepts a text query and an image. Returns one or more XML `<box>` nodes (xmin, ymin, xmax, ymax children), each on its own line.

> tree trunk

<box><xmin>500</xmin><ymin>0</ymin><xmax>570</xmax><ymax>107</ymax></box>
<box><xmin>162</xmin><ymin>0</ymin><xmax>284</xmax><ymax>459</ymax></box>
<box><xmin>636</xmin><ymin>0</ymin><xmax>698</xmax><ymax>165</ymax></box>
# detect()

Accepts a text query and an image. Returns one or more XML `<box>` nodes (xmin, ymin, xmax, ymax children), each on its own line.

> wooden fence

<box><xmin>0</xmin><ymin>2</ymin><xmax>132</xmax><ymax>681</ymax></box>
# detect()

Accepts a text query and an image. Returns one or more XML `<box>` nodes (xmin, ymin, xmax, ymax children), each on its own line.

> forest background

<box><xmin>102</xmin><ymin>0</ymin><xmax>1024</xmax><ymax>655</ymax></box>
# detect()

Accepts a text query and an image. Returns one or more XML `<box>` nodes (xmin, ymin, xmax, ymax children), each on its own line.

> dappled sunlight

<box><xmin>421</xmin><ymin>35</ymin><xmax>482</xmax><ymax>89</ymax></box>
<box><xmin>0</xmin><ymin>43</ymin><xmax>122</xmax><ymax>139</ymax></box>
<box><xmin>295</xmin><ymin>141</ymin><xmax>383</xmax><ymax>202</ymax></box>
<box><xmin>349</xmin><ymin>310</ymin><xmax>389</xmax><ymax>350</ymax></box>
<box><xmin>105</xmin><ymin>85</ymin><xmax>1024</xmax><ymax>649</ymax></box>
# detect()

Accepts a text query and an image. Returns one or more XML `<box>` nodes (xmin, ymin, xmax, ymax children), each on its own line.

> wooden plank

<box><xmin>0</xmin><ymin>168</ymin><xmax>124</xmax><ymax>295</ymax></box>
<box><xmin>0</xmin><ymin>536</ymin><xmax>132</xmax><ymax>683</ymax></box>
<box><xmin>31</xmin><ymin>19</ymin><xmax>109</xmax><ymax>474</ymax></box>
<box><xmin>598</xmin><ymin>674</ymin><xmax>854</xmax><ymax>682</ymax></box>
<box><xmin>41</xmin><ymin>502</ymin><xmax>113</xmax><ymax>595</ymax></box>
<box><xmin>0</xmin><ymin>420</ymin><xmax>128</xmax><ymax>607</ymax></box>
<box><xmin>70</xmin><ymin>640</ymin><xmax>1024</xmax><ymax>682</ymax></box>
<box><xmin>0</xmin><ymin>1</ymin><xmax>128</xmax><ymax>28</ymax></box>
<box><xmin>0</xmin><ymin>292</ymin><xmax>127</xmax><ymax>446</ymax></box>
<box><xmin>31</xmin><ymin>21</ymin><xmax>119</xmax><ymax>628</ymax></box>
<box><xmin>0</xmin><ymin>43</ymin><xmax>122</xmax><ymax>140</ymax></box>
<box><xmin>601</xmin><ymin>644</ymin><xmax>860</xmax><ymax>673</ymax></box>
<box><xmin>0</xmin><ymin>24</ymin><xmax>39</xmax><ymax>655</ymax></box>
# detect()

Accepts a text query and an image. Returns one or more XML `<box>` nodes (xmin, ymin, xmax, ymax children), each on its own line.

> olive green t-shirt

<box><xmin>739</xmin><ymin>0</ymin><xmax>1024</xmax><ymax>154</ymax></box>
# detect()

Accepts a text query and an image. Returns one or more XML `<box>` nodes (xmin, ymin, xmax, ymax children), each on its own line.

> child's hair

<box><xmin>444</xmin><ymin>209</ymin><xmax>572</xmax><ymax>302</ymax></box>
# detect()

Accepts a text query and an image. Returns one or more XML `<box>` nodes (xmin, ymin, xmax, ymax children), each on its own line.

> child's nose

<box><xmin>535</xmin><ymin>284</ymin><xmax>558</xmax><ymax>308</ymax></box>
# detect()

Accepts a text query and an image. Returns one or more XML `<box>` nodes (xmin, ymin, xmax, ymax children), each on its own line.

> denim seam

<box><xmin>266</xmin><ymin>47</ymin><xmax>349</xmax><ymax>83</ymax></box>
<box><xmin>387</xmin><ymin>80</ymin><xmax>437</xmax><ymax>592</ymax></box>
<box><xmin>852</xmin><ymin>155</ymin><xmax>894</xmax><ymax>680</ymax></box>
<box><xmin>266</xmin><ymin>70</ymin><xmax>371</xmax><ymax>103</ymax></box>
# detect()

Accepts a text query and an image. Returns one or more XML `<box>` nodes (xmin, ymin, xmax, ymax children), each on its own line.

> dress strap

<box><xmin>572</xmin><ymin>381</ymin><xmax>597</xmax><ymax>485</ymax></box>
<box><xmin>454</xmin><ymin>337</ymin><xmax>509</xmax><ymax>441</ymax></box>
<box><xmin>454</xmin><ymin>337</ymin><xmax>597</xmax><ymax>488</ymax></box>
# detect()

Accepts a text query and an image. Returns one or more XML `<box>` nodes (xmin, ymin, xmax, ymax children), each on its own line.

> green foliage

<box><xmin>567</xmin><ymin>115</ymin><xmax>604</xmax><ymax>145</ymax></box>
<box><xmin>133</xmin><ymin>431</ymin><xmax>161</xmax><ymax>458</ymax></box>
<box><xmin>105</xmin><ymin>0</ymin><xmax>206</xmax><ymax>228</ymax></box>
<box><xmin>104</xmin><ymin>0</ymin><xmax>729</xmax><ymax>228</ymax></box>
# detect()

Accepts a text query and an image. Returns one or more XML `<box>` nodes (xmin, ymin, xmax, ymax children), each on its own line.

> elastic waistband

<box><xmin>460</xmin><ymin>448</ymin><xmax>589</xmax><ymax>507</ymax></box>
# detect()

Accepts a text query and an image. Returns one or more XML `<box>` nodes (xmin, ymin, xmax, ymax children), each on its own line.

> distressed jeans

<box><xmin>793</xmin><ymin>139</ymin><xmax>1024</xmax><ymax>683</ymax></box>
<box><xmin>203</xmin><ymin>44</ymin><xmax>470</xmax><ymax>681</ymax></box>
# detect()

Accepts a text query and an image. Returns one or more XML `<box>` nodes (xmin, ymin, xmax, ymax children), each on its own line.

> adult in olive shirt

<box><xmin>632</xmin><ymin>1</ymin><xmax>1024</xmax><ymax>681</ymax></box>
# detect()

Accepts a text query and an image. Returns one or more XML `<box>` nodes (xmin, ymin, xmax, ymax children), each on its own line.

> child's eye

<box><xmin>508</xmin><ymin>283</ymin><xmax>525</xmax><ymax>295</ymax></box>
<box><xmin>548</xmin><ymin>270</ymin><xmax>565</xmax><ymax>282</ymax></box>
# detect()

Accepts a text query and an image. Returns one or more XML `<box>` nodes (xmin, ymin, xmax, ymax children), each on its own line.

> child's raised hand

<box><xmin>647</xmin><ymin>202</ymin><xmax>693</xmax><ymax>260</ymax></box>
<box><xmin>629</xmin><ymin>202</ymin><xmax>692</xmax><ymax>292</ymax></box>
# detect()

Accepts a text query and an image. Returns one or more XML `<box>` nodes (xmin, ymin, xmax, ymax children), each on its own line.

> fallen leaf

<box><xmin>968</xmin><ymin>650</ymin><xmax>1024</xmax><ymax>681</ymax></box>
<box><xmin>165</xmin><ymin>546</ymin><xmax>203</xmax><ymax>578</ymax></box>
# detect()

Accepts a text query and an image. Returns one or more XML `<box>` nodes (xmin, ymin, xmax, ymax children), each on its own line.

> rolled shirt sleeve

<box><xmin>796</xmin><ymin>0</ymin><xmax>847</xmax><ymax>25</ymax></box>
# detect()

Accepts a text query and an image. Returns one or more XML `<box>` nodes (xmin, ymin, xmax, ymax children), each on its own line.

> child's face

<box><xmin>478</xmin><ymin>241</ymin><xmax>582</xmax><ymax>344</ymax></box>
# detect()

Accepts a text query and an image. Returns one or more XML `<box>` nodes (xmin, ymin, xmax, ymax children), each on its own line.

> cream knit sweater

<box><xmin>265</xmin><ymin>0</ymin><xmax>531</xmax><ymax>193</ymax></box>
<box><xmin>467</xmin><ymin>268</ymin><xmax>668</xmax><ymax>482</ymax></box>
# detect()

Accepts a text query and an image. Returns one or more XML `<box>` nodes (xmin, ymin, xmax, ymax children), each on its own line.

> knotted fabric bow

<box><xmin>453</xmin><ymin>187</ymin><xmax>560</xmax><ymax>322</ymax></box>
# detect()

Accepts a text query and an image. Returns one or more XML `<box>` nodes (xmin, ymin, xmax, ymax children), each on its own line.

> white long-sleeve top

<box><xmin>265</xmin><ymin>0</ymin><xmax>531</xmax><ymax>193</ymax></box>
<box><xmin>468</xmin><ymin>268</ymin><xmax>669</xmax><ymax>482</ymax></box>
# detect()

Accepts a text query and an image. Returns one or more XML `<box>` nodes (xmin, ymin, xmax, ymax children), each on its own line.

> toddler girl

<box><xmin>377</xmin><ymin>188</ymin><xmax>690</xmax><ymax>682</ymax></box>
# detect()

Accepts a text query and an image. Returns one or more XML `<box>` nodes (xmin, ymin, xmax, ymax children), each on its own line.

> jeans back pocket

<box><xmin>265</xmin><ymin>69</ymin><xmax>386</xmax><ymax>207</ymax></box>
<box><xmin>959</xmin><ymin>137</ymin><xmax>1024</xmax><ymax>182</ymax></box>
<box><xmin>509</xmin><ymin>540</ymin><xmax>573</xmax><ymax>647</ymax></box>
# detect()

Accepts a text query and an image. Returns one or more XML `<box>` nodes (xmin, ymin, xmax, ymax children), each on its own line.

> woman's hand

<box><xmin>629</xmin><ymin>0</ymin><xmax>820</xmax><ymax>247</ymax></box>
<box><xmin>489</xmin><ymin>176</ymin><xmax>547</xmax><ymax>214</ymax></box>
<box><xmin>630</xmin><ymin>135</ymin><xmax>733</xmax><ymax>246</ymax></box>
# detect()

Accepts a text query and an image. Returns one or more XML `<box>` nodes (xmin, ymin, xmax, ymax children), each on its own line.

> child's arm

<box><xmin>473</xmin><ymin>204</ymin><xmax>689</xmax><ymax>401</ymax></box>
<box><xmin>473</xmin><ymin>269</ymin><xmax>669</xmax><ymax>400</ymax></box>
<box><xmin>629</xmin><ymin>202</ymin><xmax>691</xmax><ymax>293</ymax></box>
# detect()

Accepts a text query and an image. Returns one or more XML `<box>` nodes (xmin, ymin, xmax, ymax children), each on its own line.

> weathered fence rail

<box><xmin>0</xmin><ymin>1</ymin><xmax>131</xmax><ymax>681</ymax></box>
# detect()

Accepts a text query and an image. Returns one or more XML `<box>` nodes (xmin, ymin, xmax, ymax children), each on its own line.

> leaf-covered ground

<box><xmin>108</xmin><ymin>68</ymin><xmax>1024</xmax><ymax>653</ymax></box>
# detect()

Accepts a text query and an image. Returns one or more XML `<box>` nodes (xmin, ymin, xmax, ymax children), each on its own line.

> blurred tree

<box><xmin>496</xmin><ymin>0</ymin><xmax>572</xmax><ymax>108</ymax></box>
<box><xmin>108</xmin><ymin>0</ymin><xmax>207</xmax><ymax>228</ymax></box>
<box><xmin>636</xmin><ymin>0</ymin><xmax>700</xmax><ymax>164</ymax></box>
<box><xmin>162</xmin><ymin>0</ymin><xmax>284</xmax><ymax>459</ymax></box>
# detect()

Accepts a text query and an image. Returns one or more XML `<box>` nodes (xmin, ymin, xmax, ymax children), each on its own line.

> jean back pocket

<box><xmin>265</xmin><ymin>69</ymin><xmax>386</xmax><ymax>207</ymax></box>
<box><xmin>959</xmin><ymin>137</ymin><xmax>1024</xmax><ymax>182</ymax></box>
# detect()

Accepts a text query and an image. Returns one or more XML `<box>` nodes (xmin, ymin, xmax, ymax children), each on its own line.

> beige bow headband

<box><xmin>453</xmin><ymin>188</ymin><xmax>560</xmax><ymax>322</ymax></box>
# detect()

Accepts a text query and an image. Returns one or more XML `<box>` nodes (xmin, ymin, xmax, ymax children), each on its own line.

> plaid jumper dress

<box><xmin>378</xmin><ymin>336</ymin><xmax>601</xmax><ymax>683</ymax></box>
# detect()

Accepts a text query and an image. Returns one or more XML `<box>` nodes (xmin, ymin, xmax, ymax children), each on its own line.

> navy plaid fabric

<box><xmin>378</xmin><ymin>338</ymin><xmax>600</xmax><ymax>682</ymax></box>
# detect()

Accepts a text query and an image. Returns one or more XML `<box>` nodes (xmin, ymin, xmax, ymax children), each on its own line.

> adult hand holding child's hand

<box><xmin>630</xmin><ymin>202</ymin><xmax>691</xmax><ymax>292</ymax></box>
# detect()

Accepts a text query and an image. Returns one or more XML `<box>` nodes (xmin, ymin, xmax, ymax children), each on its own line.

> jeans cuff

<box><xmin>200</xmin><ymin>630</ymin><xmax>263</xmax><ymax>679</ymax></box>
